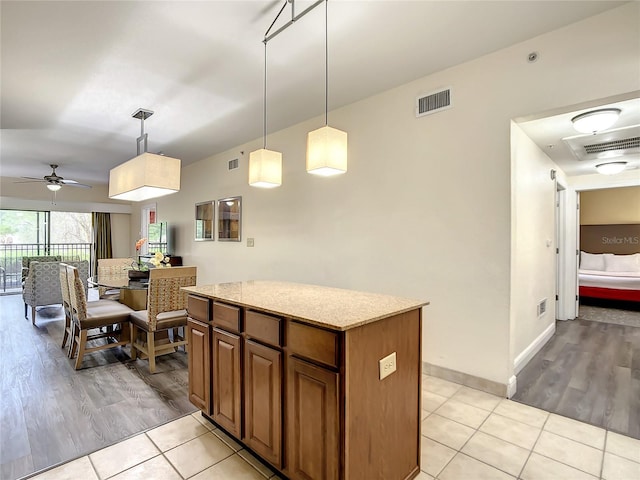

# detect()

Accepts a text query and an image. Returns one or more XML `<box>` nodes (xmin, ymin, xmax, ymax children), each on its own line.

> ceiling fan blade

<box><xmin>61</xmin><ymin>180</ymin><xmax>92</xmax><ymax>188</ymax></box>
<box><xmin>14</xmin><ymin>179</ymin><xmax>46</xmax><ymax>184</ymax></box>
<box><xmin>20</xmin><ymin>176</ymin><xmax>45</xmax><ymax>181</ymax></box>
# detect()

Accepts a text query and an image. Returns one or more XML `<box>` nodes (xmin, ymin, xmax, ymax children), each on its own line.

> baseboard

<box><xmin>506</xmin><ymin>375</ymin><xmax>517</xmax><ymax>399</ymax></box>
<box><xmin>513</xmin><ymin>322</ymin><xmax>556</xmax><ymax>375</ymax></box>
<box><xmin>423</xmin><ymin>362</ymin><xmax>508</xmax><ymax>397</ymax></box>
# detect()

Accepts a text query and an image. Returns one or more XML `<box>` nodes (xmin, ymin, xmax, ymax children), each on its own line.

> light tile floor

<box><xmin>25</xmin><ymin>375</ymin><xmax>640</xmax><ymax>480</ymax></box>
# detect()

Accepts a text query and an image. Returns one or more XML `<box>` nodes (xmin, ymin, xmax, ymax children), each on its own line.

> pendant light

<box><xmin>306</xmin><ymin>0</ymin><xmax>347</xmax><ymax>176</ymax></box>
<box><xmin>249</xmin><ymin>42</ymin><xmax>282</xmax><ymax>188</ymax></box>
<box><xmin>109</xmin><ymin>109</ymin><xmax>181</xmax><ymax>201</ymax></box>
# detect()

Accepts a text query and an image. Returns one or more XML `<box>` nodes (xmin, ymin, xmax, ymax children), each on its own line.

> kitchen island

<box><xmin>183</xmin><ymin>280</ymin><xmax>427</xmax><ymax>480</ymax></box>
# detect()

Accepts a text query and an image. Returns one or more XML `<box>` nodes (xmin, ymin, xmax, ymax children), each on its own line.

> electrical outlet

<box><xmin>379</xmin><ymin>352</ymin><xmax>397</xmax><ymax>380</ymax></box>
<box><xmin>247</xmin><ymin>238</ymin><xmax>255</xmax><ymax>247</ymax></box>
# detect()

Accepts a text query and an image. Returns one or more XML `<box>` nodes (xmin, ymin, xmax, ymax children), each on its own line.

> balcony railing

<box><xmin>0</xmin><ymin>243</ymin><xmax>93</xmax><ymax>293</ymax></box>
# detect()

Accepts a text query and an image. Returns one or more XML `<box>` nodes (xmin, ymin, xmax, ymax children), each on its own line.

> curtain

<box><xmin>92</xmin><ymin>212</ymin><xmax>112</xmax><ymax>275</ymax></box>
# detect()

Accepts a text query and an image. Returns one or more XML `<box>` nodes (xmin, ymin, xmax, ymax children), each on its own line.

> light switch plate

<box><xmin>379</xmin><ymin>352</ymin><xmax>397</xmax><ymax>380</ymax></box>
<box><xmin>247</xmin><ymin>238</ymin><xmax>255</xmax><ymax>247</ymax></box>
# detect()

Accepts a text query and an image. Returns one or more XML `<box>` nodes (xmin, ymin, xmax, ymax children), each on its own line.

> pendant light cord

<box><xmin>324</xmin><ymin>0</ymin><xmax>328</xmax><ymax>126</ymax></box>
<box><xmin>263</xmin><ymin>41</ymin><xmax>267</xmax><ymax>149</ymax></box>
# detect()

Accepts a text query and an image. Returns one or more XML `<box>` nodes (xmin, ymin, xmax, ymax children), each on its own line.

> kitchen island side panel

<box><xmin>344</xmin><ymin>309</ymin><xmax>422</xmax><ymax>480</ymax></box>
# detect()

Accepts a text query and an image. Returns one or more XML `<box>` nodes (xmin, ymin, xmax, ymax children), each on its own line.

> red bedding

<box><xmin>579</xmin><ymin>286</ymin><xmax>640</xmax><ymax>302</ymax></box>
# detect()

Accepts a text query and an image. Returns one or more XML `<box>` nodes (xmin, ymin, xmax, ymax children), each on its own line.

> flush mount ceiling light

<box><xmin>249</xmin><ymin>40</ymin><xmax>282</xmax><ymax>188</ymax></box>
<box><xmin>595</xmin><ymin>161</ymin><xmax>627</xmax><ymax>175</ymax></box>
<box><xmin>571</xmin><ymin>108</ymin><xmax>621</xmax><ymax>134</ymax></box>
<box><xmin>109</xmin><ymin>109</ymin><xmax>181</xmax><ymax>202</ymax></box>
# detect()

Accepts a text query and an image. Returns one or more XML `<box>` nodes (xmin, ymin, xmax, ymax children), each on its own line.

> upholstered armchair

<box><xmin>21</xmin><ymin>255</ymin><xmax>62</xmax><ymax>283</ymax></box>
<box><xmin>23</xmin><ymin>260</ymin><xmax>89</xmax><ymax>325</ymax></box>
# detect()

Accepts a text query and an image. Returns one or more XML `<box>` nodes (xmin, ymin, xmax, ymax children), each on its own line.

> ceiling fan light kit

<box><xmin>571</xmin><ymin>108</ymin><xmax>621</xmax><ymax>134</ymax></box>
<box><xmin>109</xmin><ymin>109</ymin><xmax>181</xmax><ymax>201</ymax></box>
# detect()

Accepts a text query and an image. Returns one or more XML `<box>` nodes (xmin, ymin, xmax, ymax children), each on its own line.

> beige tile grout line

<box><xmin>515</xmin><ymin>412</ymin><xmax>550</xmax><ymax>480</ymax></box>
<box><xmin>422</xmin><ymin>388</ymin><xmax>631</xmax><ymax>480</ymax></box>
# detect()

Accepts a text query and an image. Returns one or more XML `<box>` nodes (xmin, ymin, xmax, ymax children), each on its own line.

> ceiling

<box><xmin>517</xmin><ymin>96</ymin><xmax>640</xmax><ymax>177</ymax></box>
<box><xmin>0</xmin><ymin>0</ymin><xmax>631</xmax><ymax>188</ymax></box>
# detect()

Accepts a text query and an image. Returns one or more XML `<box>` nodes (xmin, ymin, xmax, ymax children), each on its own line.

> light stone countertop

<box><xmin>182</xmin><ymin>280</ymin><xmax>428</xmax><ymax>331</ymax></box>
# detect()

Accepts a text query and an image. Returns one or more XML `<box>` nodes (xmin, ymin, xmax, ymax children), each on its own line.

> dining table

<box><xmin>88</xmin><ymin>274</ymin><xmax>148</xmax><ymax>310</ymax></box>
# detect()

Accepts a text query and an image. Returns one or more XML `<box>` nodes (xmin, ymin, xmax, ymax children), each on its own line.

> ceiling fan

<box><xmin>15</xmin><ymin>164</ymin><xmax>92</xmax><ymax>191</ymax></box>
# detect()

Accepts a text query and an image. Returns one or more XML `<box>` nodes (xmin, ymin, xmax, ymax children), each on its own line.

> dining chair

<box><xmin>130</xmin><ymin>266</ymin><xmax>197</xmax><ymax>373</ymax></box>
<box><xmin>67</xmin><ymin>264</ymin><xmax>134</xmax><ymax>370</ymax></box>
<box><xmin>96</xmin><ymin>257</ymin><xmax>134</xmax><ymax>300</ymax></box>
<box><xmin>58</xmin><ymin>263</ymin><xmax>75</xmax><ymax>357</ymax></box>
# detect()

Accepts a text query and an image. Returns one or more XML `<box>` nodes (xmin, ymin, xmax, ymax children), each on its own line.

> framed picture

<box><xmin>195</xmin><ymin>201</ymin><xmax>215</xmax><ymax>241</ymax></box>
<box><xmin>218</xmin><ymin>196</ymin><xmax>241</xmax><ymax>242</ymax></box>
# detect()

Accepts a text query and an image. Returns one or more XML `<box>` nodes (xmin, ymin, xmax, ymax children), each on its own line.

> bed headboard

<box><xmin>580</xmin><ymin>224</ymin><xmax>640</xmax><ymax>254</ymax></box>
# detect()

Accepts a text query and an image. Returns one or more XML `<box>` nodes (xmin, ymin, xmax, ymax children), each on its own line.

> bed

<box><xmin>579</xmin><ymin>252</ymin><xmax>640</xmax><ymax>301</ymax></box>
<box><xmin>579</xmin><ymin>224</ymin><xmax>640</xmax><ymax>303</ymax></box>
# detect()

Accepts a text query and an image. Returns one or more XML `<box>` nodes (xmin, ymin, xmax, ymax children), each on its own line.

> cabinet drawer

<box><xmin>213</xmin><ymin>301</ymin><xmax>241</xmax><ymax>332</ymax></box>
<box><xmin>245</xmin><ymin>311</ymin><xmax>281</xmax><ymax>347</ymax></box>
<box><xmin>187</xmin><ymin>295</ymin><xmax>210</xmax><ymax>322</ymax></box>
<box><xmin>288</xmin><ymin>321</ymin><xmax>339</xmax><ymax>369</ymax></box>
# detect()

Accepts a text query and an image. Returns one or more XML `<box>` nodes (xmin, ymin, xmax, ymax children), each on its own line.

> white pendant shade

<box><xmin>109</xmin><ymin>152</ymin><xmax>181</xmax><ymax>201</ymax></box>
<box><xmin>47</xmin><ymin>184</ymin><xmax>62</xmax><ymax>192</ymax></box>
<box><xmin>595</xmin><ymin>161</ymin><xmax>627</xmax><ymax>175</ymax></box>
<box><xmin>249</xmin><ymin>148</ymin><xmax>282</xmax><ymax>188</ymax></box>
<box><xmin>571</xmin><ymin>108</ymin><xmax>621</xmax><ymax>134</ymax></box>
<box><xmin>306</xmin><ymin>125</ymin><xmax>347</xmax><ymax>176</ymax></box>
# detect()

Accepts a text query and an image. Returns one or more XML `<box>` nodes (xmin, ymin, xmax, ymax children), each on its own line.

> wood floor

<box><xmin>0</xmin><ymin>293</ymin><xmax>196</xmax><ymax>480</ymax></box>
<box><xmin>513</xmin><ymin>308</ymin><xmax>640</xmax><ymax>440</ymax></box>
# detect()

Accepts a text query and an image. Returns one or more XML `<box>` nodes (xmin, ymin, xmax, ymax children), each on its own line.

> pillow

<box><xmin>580</xmin><ymin>251</ymin><xmax>605</xmax><ymax>271</ymax></box>
<box><xmin>605</xmin><ymin>253</ymin><xmax>640</xmax><ymax>273</ymax></box>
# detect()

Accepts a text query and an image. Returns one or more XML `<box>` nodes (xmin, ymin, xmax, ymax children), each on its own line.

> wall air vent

<box><xmin>416</xmin><ymin>87</ymin><xmax>452</xmax><ymax>117</ymax></box>
<box><xmin>537</xmin><ymin>299</ymin><xmax>547</xmax><ymax>317</ymax></box>
<box><xmin>584</xmin><ymin>136</ymin><xmax>640</xmax><ymax>154</ymax></box>
<box><xmin>228</xmin><ymin>158</ymin><xmax>239</xmax><ymax>170</ymax></box>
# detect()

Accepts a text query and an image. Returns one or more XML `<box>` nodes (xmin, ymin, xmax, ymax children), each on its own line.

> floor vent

<box><xmin>228</xmin><ymin>158</ymin><xmax>239</xmax><ymax>170</ymax></box>
<box><xmin>537</xmin><ymin>299</ymin><xmax>547</xmax><ymax>317</ymax></box>
<box><xmin>416</xmin><ymin>87</ymin><xmax>452</xmax><ymax>117</ymax></box>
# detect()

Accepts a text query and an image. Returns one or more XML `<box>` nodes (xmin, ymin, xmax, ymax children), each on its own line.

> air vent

<box><xmin>584</xmin><ymin>136</ymin><xmax>640</xmax><ymax>154</ymax></box>
<box><xmin>228</xmin><ymin>158</ymin><xmax>239</xmax><ymax>170</ymax></box>
<box><xmin>416</xmin><ymin>87</ymin><xmax>452</xmax><ymax>117</ymax></box>
<box><xmin>537</xmin><ymin>299</ymin><xmax>547</xmax><ymax>317</ymax></box>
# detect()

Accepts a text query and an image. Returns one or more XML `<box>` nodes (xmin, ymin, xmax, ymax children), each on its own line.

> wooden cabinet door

<box><xmin>187</xmin><ymin>318</ymin><xmax>210</xmax><ymax>414</ymax></box>
<box><xmin>287</xmin><ymin>357</ymin><xmax>339</xmax><ymax>480</ymax></box>
<box><xmin>244</xmin><ymin>340</ymin><xmax>282</xmax><ymax>468</ymax></box>
<box><xmin>212</xmin><ymin>328</ymin><xmax>242</xmax><ymax>438</ymax></box>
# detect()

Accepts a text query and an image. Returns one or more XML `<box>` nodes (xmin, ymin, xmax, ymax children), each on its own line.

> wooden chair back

<box><xmin>146</xmin><ymin>266</ymin><xmax>197</xmax><ymax>331</ymax></box>
<box><xmin>97</xmin><ymin>257</ymin><xmax>134</xmax><ymax>297</ymax></box>
<box><xmin>58</xmin><ymin>263</ymin><xmax>71</xmax><ymax>321</ymax></box>
<box><xmin>66</xmin><ymin>264</ymin><xmax>88</xmax><ymax>323</ymax></box>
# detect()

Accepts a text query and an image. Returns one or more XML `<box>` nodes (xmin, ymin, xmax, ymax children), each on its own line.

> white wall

<box><xmin>110</xmin><ymin>213</ymin><xmax>132</xmax><ymax>258</ymax></box>
<box><xmin>509</xmin><ymin>123</ymin><xmax>560</xmax><ymax>375</ymax></box>
<box><xmin>1</xmin><ymin>4</ymin><xmax>637</xmax><ymax>389</ymax></box>
<box><xmin>152</xmin><ymin>4</ymin><xmax>640</xmax><ymax>388</ymax></box>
